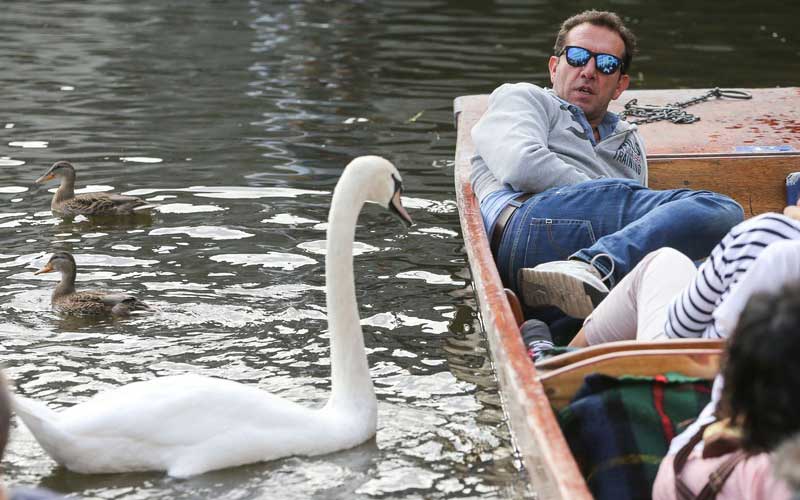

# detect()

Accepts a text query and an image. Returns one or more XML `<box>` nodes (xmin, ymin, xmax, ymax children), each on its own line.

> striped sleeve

<box><xmin>664</xmin><ymin>213</ymin><xmax>800</xmax><ymax>339</ymax></box>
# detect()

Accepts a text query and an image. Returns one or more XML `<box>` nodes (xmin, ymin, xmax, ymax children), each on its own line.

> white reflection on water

<box><xmin>149</xmin><ymin>226</ymin><xmax>254</xmax><ymax>240</ymax></box>
<box><xmin>8</xmin><ymin>141</ymin><xmax>48</xmax><ymax>148</ymax></box>
<box><xmin>398</xmin><ymin>196</ymin><xmax>457</xmax><ymax>214</ymax></box>
<box><xmin>154</xmin><ymin>203</ymin><xmax>225</xmax><ymax>214</ymax></box>
<box><xmin>416</xmin><ymin>226</ymin><xmax>459</xmax><ymax>238</ymax></box>
<box><xmin>360</xmin><ymin>312</ymin><xmax>450</xmax><ymax>334</ymax></box>
<box><xmin>124</xmin><ymin>186</ymin><xmax>327</xmax><ymax>199</ymax></box>
<box><xmin>0</xmin><ymin>158</ymin><xmax>25</xmax><ymax>166</ymax></box>
<box><xmin>210</xmin><ymin>252</ymin><xmax>316</xmax><ymax>270</ymax></box>
<box><xmin>375</xmin><ymin>371</ymin><xmax>473</xmax><ymax>399</ymax></box>
<box><xmin>356</xmin><ymin>463</ymin><xmax>443</xmax><ymax>496</ymax></box>
<box><xmin>219</xmin><ymin>283</ymin><xmax>323</xmax><ymax>300</ymax></box>
<box><xmin>397</xmin><ymin>270</ymin><xmax>465</xmax><ymax>286</ymax></box>
<box><xmin>297</xmin><ymin>240</ymin><xmax>379</xmax><ymax>256</ymax></box>
<box><xmin>260</xmin><ymin>213</ymin><xmax>319</xmax><ymax>225</ymax></box>
<box><xmin>120</xmin><ymin>157</ymin><xmax>163</xmax><ymax>163</ymax></box>
<box><xmin>42</xmin><ymin>185</ymin><xmax>115</xmax><ymax>195</ymax></box>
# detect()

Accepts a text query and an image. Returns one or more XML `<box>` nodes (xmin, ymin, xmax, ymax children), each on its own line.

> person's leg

<box><xmin>570</xmin><ymin>182</ymin><xmax>743</xmax><ymax>287</ymax></box>
<box><xmin>499</xmin><ymin>179</ymin><xmax>741</xmax><ymax>290</ymax></box>
<box><xmin>572</xmin><ymin>247</ymin><xmax>697</xmax><ymax>346</ymax></box>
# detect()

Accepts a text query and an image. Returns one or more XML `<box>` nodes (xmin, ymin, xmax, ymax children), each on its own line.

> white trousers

<box><xmin>583</xmin><ymin>241</ymin><xmax>800</xmax><ymax>345</ymax></box>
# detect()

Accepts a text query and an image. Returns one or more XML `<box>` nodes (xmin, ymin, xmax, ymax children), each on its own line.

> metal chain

<box><xmin>618</xmin><ymin>88</ymin><xmax>752</xmax><ymax>125</ymax></box>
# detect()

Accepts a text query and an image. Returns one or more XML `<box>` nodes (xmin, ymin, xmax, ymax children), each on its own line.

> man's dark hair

<box><xmin>553</xmin><ymin>10</ymin><xmax>637</xmax><ymax>74</ymax></box>
<box><xmin>723</xmin><ymin>283</ymin><xmax>800</xmax><ymax>452</ymax></box>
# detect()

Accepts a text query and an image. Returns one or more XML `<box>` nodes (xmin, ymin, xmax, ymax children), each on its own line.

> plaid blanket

<box><xmin>558</xmin><ymin>373</ymin><xmax>712</xmax><ymax>500</ymax></box>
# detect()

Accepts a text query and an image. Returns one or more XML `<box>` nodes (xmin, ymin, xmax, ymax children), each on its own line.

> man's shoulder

<box><xmin>487</xmin><ymin>82</ymin><xmax>562</xmax><ymax>115</ymax></box>
<box><xmin>490</xmin><ymin>82</ymin><xmax>556</xmax><ymax>103</ymax></box>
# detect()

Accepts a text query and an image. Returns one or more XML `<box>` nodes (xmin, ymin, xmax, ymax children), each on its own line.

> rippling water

<box><xmin>1</xmin><ymin>1</ymin><xmax>798</xmax><ymax>499</ymax></box>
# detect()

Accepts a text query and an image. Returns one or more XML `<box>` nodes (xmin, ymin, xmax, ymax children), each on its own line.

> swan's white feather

<box><xmin>15</xmin><ymin>374</ymin><xmax>370</xmax><ymax>477</ymax></box>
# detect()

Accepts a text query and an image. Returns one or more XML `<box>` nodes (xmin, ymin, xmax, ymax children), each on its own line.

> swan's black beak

<box><xmin>388</xmin><ymin>177</ymin><xmax>412</xmax><ymax>227</ymax></box>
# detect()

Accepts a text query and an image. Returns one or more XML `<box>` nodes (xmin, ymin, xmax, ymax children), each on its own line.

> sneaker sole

<box><xmin>518</xmin><ymin>268</ymin><xmax>607</xmax><ymax>318</ymax></box>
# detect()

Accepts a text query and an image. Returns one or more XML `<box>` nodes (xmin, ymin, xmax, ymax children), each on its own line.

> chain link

<box><xmin>618</xmin><ymin>88</ymin><xmax>752</xmax><ymax>125</ymax></box>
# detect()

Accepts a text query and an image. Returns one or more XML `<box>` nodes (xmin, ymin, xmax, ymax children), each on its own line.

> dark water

<box><xmin>0</xmin><ymin>1</ymin><xmax>797</xmax><ymax>499</ymax></box>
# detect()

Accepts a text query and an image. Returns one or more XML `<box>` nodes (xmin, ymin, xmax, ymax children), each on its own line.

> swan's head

<box><xmin>34</xmin><ymin>251</ymin><xmax>77</xmax><ymax>276</ymax></box>
<box><xmin>344</xmin><ymin>156</ymin><xmax>413</xmax><ymax>227</ymax></box>
<box><xmin>35</xmin><ymin>161</ymin><xmax>76</xmax><ymax>184</ymax></box>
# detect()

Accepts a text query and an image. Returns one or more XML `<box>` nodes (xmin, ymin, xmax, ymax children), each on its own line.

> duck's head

<box><xmin>344</xmin><ymin>155</ymin><xmax>413</xmax><ymax>227</ymax></box>
<box><xmin>34</xmin><ymin>251</ymin><xmax>76</xmax><ymax>275</ymax></box>
<box><xmin>35</xmin><ymin>161</ymin><xmax>76</xmax><ymax>185</ymax></box>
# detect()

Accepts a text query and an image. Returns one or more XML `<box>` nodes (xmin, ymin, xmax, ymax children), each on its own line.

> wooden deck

<box><xmin>453</xmin><ymin>87</ymin><xmax>800</xmax><ymax>498</ymax></box>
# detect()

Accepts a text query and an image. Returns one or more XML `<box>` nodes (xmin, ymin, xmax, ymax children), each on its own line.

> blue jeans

<box><xmin>495</xmin><ymin>179</ymin><xmax>744</xmax><ymax>292</ymax></box>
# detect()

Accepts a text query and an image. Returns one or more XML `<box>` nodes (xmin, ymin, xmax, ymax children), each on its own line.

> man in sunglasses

<box><xmin>470</xmin><ymin>10</ymin><xmax>743</xmax><ymax>327</ymax></box>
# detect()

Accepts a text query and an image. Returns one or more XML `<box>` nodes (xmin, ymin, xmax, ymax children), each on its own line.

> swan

<box><xmin>14</xmin><ymin>155</ymin><xmax>413</xmax><ymax>477</ymax></box>
<box><xmin>34</xmin><ymin>251</ymin><xmax>151</xmax><ymax>317</ymax></box>
<box><xmin>35</xmin><ymin>161</ymin><xmax>153</xmax><ymax>216</ymax></box>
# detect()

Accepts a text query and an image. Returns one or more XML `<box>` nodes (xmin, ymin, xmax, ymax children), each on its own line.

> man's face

<box><xmin>548</xmin><ymin>23</ymin><xmax>630</xmax><ymax>125</ymax></box>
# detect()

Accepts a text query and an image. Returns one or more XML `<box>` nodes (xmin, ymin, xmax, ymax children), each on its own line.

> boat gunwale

<box><xmin>453</xmin><ymin>95</ymin><xmax>592</xmax><ymax>499</ymax></box>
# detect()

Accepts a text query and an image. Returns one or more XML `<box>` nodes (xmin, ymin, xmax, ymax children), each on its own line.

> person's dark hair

<box><xmin>553</xmin><ymin>10</ymin><xmax>637</xmax><ymax>74</ymax></box>
<box><xmin>723</xmin><ymin>283</ymin><xmax>800</xmax><ymax>452</ymax></box>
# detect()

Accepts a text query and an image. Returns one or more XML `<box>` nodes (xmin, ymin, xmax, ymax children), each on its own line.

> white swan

<box><xmin>13</xmin><ymin>155</ymin><xmax>413</xmax><ymax>477</ymax></box>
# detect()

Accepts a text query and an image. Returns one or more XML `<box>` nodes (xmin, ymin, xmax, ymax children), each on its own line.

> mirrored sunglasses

<box><xmin>560</xmin><ymin>46</ymin><xmax>624</xmax><ymax>75</ymax></box>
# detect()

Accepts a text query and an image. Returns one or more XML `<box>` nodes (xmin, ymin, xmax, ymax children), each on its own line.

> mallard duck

<box><xmin>14</xmin><ymin>156</ymin><xmax>412</xmax><ymax>477</ymax></box>
<box><xmin>34</xmin><ymin>251</ymin><xmax>151</xmax><ymax>316</ymax></box>
<box><xmin>35</xmin><ymin>161</ymin><xmax>153</xmax><ymax>216</ymax></box>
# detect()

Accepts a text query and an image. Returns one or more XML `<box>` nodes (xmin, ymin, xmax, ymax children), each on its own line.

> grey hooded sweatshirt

<box><xmin>470</xmin><ymin>82</ymin><xmax>648</xmax><ymax>235</ymax></box>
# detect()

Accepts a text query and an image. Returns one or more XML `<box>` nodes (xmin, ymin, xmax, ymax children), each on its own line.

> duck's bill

<box><xmin>34</xmin><ymin>263</ymin><xmax>54</xmax><ymax>275</ymax></box>
<box><xmin>389</xmin><ymin>190</ymin><xmax>413</xmax><ymax>227</ymax></box>
<box><xmin>34</xmin><ymin>172</ymin><xmax>55</xmax><ymax>184</ymax></box>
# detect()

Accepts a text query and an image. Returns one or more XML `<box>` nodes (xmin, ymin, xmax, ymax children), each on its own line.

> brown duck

<box><xmin>35</xmin><ymin>251</ymin><xmax>151</xmax><ymax>316</ymax></box>
<box><xmin>35</xmin><ymin>161</ymin><xmax>153</xmax><ymax>216</ymax></box>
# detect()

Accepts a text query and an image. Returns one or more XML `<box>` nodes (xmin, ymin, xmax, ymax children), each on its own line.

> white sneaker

<box><xmin>518</xmin><ymin>260</ymin><xmax>609</xmax><ymax>318</ymax></box>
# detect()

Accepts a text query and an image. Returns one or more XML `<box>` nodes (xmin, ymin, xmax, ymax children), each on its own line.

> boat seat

<box><xmin>535</xmin><ymin>338</ymin><xmax>725</xmax><ymax>371</ymax></box>
<box><xmin>539</xmin><ymin>347</ymin><xmax>722</xmax><ymax>411</ymax></box>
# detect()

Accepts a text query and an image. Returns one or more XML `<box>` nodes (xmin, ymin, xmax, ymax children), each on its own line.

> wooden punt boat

<box><xmin>453</xmin><ymin>88</ymin><xmax>800</xmax><ymax>498</ymax></box>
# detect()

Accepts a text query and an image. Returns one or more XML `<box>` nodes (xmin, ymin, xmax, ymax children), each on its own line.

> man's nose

<box><xmin>579</xmin><ymin>58</ymin><xmax>597</xmax><ymax>79</ymax></box>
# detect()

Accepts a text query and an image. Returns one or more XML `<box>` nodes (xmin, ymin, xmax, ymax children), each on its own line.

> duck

<box><xmin>14</xmin><ymin>155</ymin><xmax>413</xmax><ymax>477</ymax></box>
<box><xmin>34</xmin><ymin>251</ymin><xmax>151</xmax><ymax>317</ymax></box>
<box><xmin>35</xmin><ymin>161</ymin><xmax>153</xmax><ymax>216</ymax></box>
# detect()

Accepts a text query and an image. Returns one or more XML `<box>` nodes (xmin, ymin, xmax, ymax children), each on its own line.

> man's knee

<box><xmin>692</xmin><ymin>191</ymin><xmax>744</xmax><ymax>236</ymax></box>
<box><xmin>700</xmin><ymin>191</ymin><xmax>744</xmax><ymax>222</ymax></box>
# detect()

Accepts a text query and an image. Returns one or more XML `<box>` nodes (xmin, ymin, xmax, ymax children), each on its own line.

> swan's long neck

<box><xmin>53</xmin><ymin>172</ymin><xmax>75</xmax><ymax>206</ymax></box>
<box><xmin>53</xmin><ymin>266</ymin><xmax>77</xmax><ymax>300</ymax></box>
<box><xmin>325</xmin><ymin>182</ymin><xmax>374</xmax><ymax>411</ymax></box>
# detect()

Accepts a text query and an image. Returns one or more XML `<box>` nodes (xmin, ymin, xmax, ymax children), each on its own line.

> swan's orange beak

<box><xmin>34</xmin><ymin>172</ymin><xmax>55</xmax><ymax>184</ymax></box>
<box><xmin>34</xmin><ymin>263</ymin><xmax>54</xmax><ymax>275</ymax></box>
<box><xmin>389</xmin><ymin>190</ymin><xmax>412</xmax><ymax>227</ymax></box>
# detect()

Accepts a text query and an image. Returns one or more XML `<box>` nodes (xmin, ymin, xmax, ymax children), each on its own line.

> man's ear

<box><xmin>612</xmin><ymin>73</ymin><xmax>630</xmax><ymax>100</ymax></box>
<box><xmin>548</xmin><ymin>56</ymin><xmax>559</xmax><ymax>84</ymax></box>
